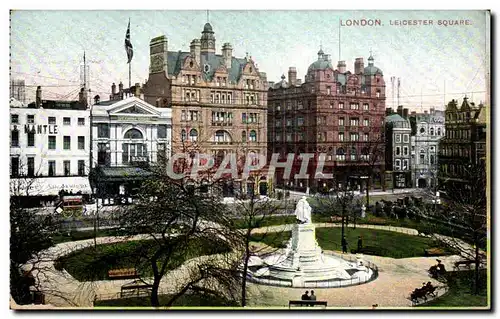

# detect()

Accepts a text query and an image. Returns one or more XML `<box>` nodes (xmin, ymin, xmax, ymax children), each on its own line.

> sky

<box><xmin>10</xmin><ymin>10</ymin><xmax>489</xmax><ymax>111</ymax></box>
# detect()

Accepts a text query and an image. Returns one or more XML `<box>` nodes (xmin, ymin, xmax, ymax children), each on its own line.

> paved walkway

<box><xmin>26</xmin><ymin>223</ymin><xmax>479</xmax><ymax>308</ymax></box>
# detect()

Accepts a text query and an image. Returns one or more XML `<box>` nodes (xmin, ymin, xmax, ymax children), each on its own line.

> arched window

<box><xmin>181</xmin><ymin>129</ymin><xmax>187</xmax><ymax>141</ymax></box>
<box><xmin>430</xmin><ymin>154</ymin><xmax>435</xmax><ymax>165</ymax></box>
<box><xmin>430</xmin><ymin>127</ymin><xmax>434</xmax><ymax>136</ymax></box>
<box><xmin>124</xmin><ymin>128</ymin><xmax>143</xmax><ymax>139</ymax></box>
<box><xmin>336</xmin><ymin>148</ymin><xmax>345</xmax><ymax>161</ymax></box>
<box><xmin>437</xmin><ymin>127</ymin><xmax>441</xmax><ymax>136</ymax></box>
<box><xmin>420</xmin><ymin>149</ymin><xmax>425</xmax><ymax>164</ymax></box>
<box><xmin>214</xmin><ymin>130</ymin><xmax>231</xmax><ymax>143</ymax></box>
<box><xmin>249</xmin><ymin>130</ymin><xmax>257</xmax><ymax>142</ymax></box>
<box><xmin>242</xmin><ymin>130</ymin><xmax>247</xmax><ymax>142</ymax></box>
<box><xmin>189</xmin><ymin>129</ymin><xmax>198</xmax><ymax>142</ymax></box>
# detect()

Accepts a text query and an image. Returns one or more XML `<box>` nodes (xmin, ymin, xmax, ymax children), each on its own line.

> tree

<box><xmin>415</xmin><ymin>164</ymin><xmax>487</xmax><ymax>294</ymax></box>
<box><xmin>118</xmin><ymin>173</ymin><xmax>242</xmax><ymax>307</ymax></box>
<box><xmin>232</xmin><ymin>190</ymin><xmax>291</xmax><ymax>307</ymax></box>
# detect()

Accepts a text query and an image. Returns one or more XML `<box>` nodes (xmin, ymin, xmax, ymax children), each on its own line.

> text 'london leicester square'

<box><xmin>9</xmin><ymin>10</ymin><xmax>490</xmax><ymax>311</ymax></box>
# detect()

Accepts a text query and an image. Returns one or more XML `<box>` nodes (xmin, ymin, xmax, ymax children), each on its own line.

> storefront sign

<box><xmin>24</xmin><ymin>124</ymin><xmax>58</xmax><ymax>134</ymax></box>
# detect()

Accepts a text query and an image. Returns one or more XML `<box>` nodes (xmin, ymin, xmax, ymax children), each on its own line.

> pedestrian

<box><xmin>301</xmin><ymin>290</ymin><xmax>310</xmax><ymax>300</ymax></box>
<box><xmin>357</xmin><ymin>236</ymin><xmax>363</xmax><ymax>252</ymax></box>
<box><xmin>309</xmin><ymin>290</ymin><xmax>317</xmax><ymax>301</ymax></box>
<box><xmin>342</xmin><ymin>236</ymin><xmax>348</xmax><ymax>253</ymax></box>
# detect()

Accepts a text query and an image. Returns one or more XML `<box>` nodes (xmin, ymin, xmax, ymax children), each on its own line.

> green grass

<box><xmin>250</xmin><ymin>227</ymin><xmax>451</xmax><ymax>259</ymax></box>
<box><xmin>232</xmin><ymin>215</ymin><xmax>297</xmax><ymax>229</ymax></box>
<box><xmin>56</xmin><ymin>238</ymin><xmax>231</xmax><ymax>281</ymax></box>
<box><xmin>94</xmin><ymin>293</ymin><xmax>239</xmax><ymax>307</ymax></box>
<box><xmin>419</xmin><ymin>270</ymin><xmax>488</xmax><ymax>308</ymax></box>
<box><xmin>51</xmin><ymin>229</ymin><xmax>127</xmax><ymax>244</ymax></box>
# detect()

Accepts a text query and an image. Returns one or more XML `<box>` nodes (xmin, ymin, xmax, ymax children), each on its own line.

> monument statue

<box><xmin>295</xmin><ymin>196</ymin><xmax>312</xmax><ymax>224</ymax></box>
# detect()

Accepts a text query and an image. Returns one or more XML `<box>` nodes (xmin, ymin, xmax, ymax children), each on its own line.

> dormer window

<box><xmin>189</xmin><ymin>61</ymin><xmax>194</xmax><ymax>68</ymax></box>
<box><xmin>249</xmin><ymin>67</ymin><xmax>253</xmax><ymax>73</ymax></box>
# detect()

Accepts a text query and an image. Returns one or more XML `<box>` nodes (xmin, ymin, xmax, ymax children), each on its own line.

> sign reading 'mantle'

<box><xmin>24</xmin><ymin>124</ymin><xmax>59</xmax><ymax>134</ymax></box>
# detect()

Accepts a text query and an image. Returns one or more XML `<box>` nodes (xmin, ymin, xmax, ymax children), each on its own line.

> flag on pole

<box><xmin>125</xmin><ymin>19</ymin><xmax>133</xmax><ymax>64</ymax></box>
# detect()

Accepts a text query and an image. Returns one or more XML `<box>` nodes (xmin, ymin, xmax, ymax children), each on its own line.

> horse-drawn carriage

<box><xmin>408</xmin><ymin>282</ymin><xmax>440</xmax><ymax>305</ymax></box>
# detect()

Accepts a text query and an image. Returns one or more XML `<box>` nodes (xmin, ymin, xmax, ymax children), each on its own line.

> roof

<box><xmin>166</xmin><ymin>51</ymin><xmax>249</xmax><ymax>83</ymax></box>
<box><xmin>386</xmin><ymin>114</ymin><xmax>408</xmax><ymax>122</ymax></box>
<box><xmin>364</xmin><ymin>65</ymin><xmax>383</xmax><ymax>75</ymax></box>
<box><xmin>307</xmin><ymin>59</ymin><xmax>335</xmax><ymax>72</ymax></box>
<box><xmin>98</xmin><ymin>167</ymin><xmax>154</xmax><ymax>181</ymax></box>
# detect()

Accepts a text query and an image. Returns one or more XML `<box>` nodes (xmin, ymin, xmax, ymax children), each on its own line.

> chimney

<box><xmin>134</xmin><ymin>83</ymin><xmax>141</xmax><ymax>97</ymax></box>
<box><xmin>94</xmin><ymin>95</ymin><xmax>100</xmax><ymax>104</ymax></box>
<box><xmin>222</xmin><ymin>42</ymin><xmax>232</xmax><ymax>69</ymax></box>
<box><xmin>78</xmin><ymin>88</ymin><xmax>84</xmax><ymax>103</ymax></box>
<box><xmin>397</xmin><ymin>105</ymin><xmax>403</xmax><ymax>117</ymax></box>
<box><xmin>424</xmin><ymin>110</ymin><xmax>428</xmax><ymax>115</ymax></box>
<box><xmin>354</xmin><ymin>58</ymin><xmax>364</xmax><ymax>74</ymax></box>
<box><xmin>403</xmin><ymin>108</ymin><xmax>409</xmax><ymax>119</ymax></box>
<box><xmin>150</xmin><ymin>35</ymin><xmax>168</xmax><ymax>75</ymax></box>
<box><xmin>36</xmin><ymin>86</ymin><xmax>42</xmax><ymax>107</ymax></box>
<box><xmin>296</xmin><ymin>79</ymin><xmax>302</xmax><ymax>85</ymax></box>
<box><xmin>118</xmin><ymin>82</ymin><xmax>124</xmax><ymax>100</ymax></box>
<box><xmin>385</xmin><ymin>107</ymin><xmax>393</xmax><ymax>116</ymax></box>
<box><xmin>337</xmin><ymin>60</ymin><xmax>346</xmax><ymax>73</ymax></box>
<box><xmin>190</xmin><ymin>39</ymin><xmax>201</xmax><ymax>65</ymax></box>
<box><xmin>411</xmin><ymin>111</ymin><xmax>416</xmax><ymax>116</ymax></box>
<box><xmin>288</xmin><ymin>67</ymin><xmax>297</xmax><ymax>86</ymax></box>
<box><xmin>112</xmin><ymin>83</ymin><xmax>116</xmax><ymax>95</ymax></box>
<box><xmin>430</xmin><ymin>107</ymin><xmax>435</xmax><ymax>114</ymax></box>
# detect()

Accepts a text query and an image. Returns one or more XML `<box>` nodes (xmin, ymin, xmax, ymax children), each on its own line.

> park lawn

<box><xmin>51</xmin><ymin>228</ymin><xmax>127</xmax><ymax>244</ymax></box>
<box><xmin>419</xmin><ymin>270</ymin><xmax>488</xmax><ymax>308</ymax></box>
<box><xmin>233</xmin><ymin>215</ymin><xmax>297</xmax><ymax>229</ymax></box>
<box><xmin>94</xmin><ymin>293</ymin><xmax>239</xmax><ymax>307</ymax></box>
<box><xmin>250</xmin><ymin>227</ymin><xmax>448</xmax><ymax>259</ymax></box>
<box><xmin>56</xmin><ymin>238</ymin><xmax>231</xmax><ymax>281</ymax></box>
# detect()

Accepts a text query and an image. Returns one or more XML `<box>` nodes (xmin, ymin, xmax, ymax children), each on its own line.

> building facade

<box><xmin>267</xmin><ymin>49</ymin><xmax>386</xmax><ymax>192</ymax></box>
<box><xmin>9</xmin><ymin>87</ymin><xmax>91</xmax><ymax>207</ymax></box>
<box><xmin>90</xmin><ymin>96</ymin><xmax>172</xmax><ymax>201</ymax></box>
<box><xmin>409</xmin><ymin>108</ymin><xmax>445</xmax><ymax>189</ymax></box>
<box><xmin>141</xmin><ymin>22</ymin><xmax>269</xmax><ymax>196</ymax></box>
<box><xmin>438</xmin><ymin>97</ymin><xmax>486</xmax><ymax>193</ymax></box>
<box><xmin>385</xmin><ymin>109</ymin><xmax>412</xmax><ymax>188</ymax></box>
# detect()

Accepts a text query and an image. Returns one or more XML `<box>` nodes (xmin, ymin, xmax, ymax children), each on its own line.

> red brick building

<box><xmin>267</xmin><ymin>49</ymin><xmax>386</xmax><ymax>192</ymax></box>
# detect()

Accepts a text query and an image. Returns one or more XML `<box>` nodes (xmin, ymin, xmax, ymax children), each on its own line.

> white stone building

<box><xmin>90</xmin><ymin>96</ymin><xmax>172</xmax><ymax>200</ymax></box>
<box><xmin>9</xmin><ymin>90</ymin><xmax>92</xmax><ymax>206</ymax></box>
<box><xmin>410</xmin><ymin>108</ymin><xmax>445</xmax><ymax>189</ymax></box>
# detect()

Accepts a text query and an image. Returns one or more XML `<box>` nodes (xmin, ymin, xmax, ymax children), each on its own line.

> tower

<box><xmin>200</xmin><ymin>23</ymin><xmax>216</xmax><ymax>53</ymax></box>
<box><xmin>149</xmin><ymin>35</ymin><xmax>169</xmax><ymax>75</ymax></box>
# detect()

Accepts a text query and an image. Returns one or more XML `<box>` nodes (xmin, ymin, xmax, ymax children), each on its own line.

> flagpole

<box><xmin>128</xmin><ymin>18</ymin><xmax>131</xmax><ymax>97</ymax></box>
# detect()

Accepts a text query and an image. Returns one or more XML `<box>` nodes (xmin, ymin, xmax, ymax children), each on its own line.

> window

<box><xmin>339</xmin><ymin>102</ymin><xmax>344</xmax><ymax>109</ymax></box>
<box><xmin>395</xmin><ymin>159</ymin><xmax>401</xmax><ymax>170</ymax></box>
<box><xmin>48</xmin><ymin>117</ymin><xmax>56</xmax><ymax>125</ymax></box>
<box><xmin>122</xmin><ymin>143</ymin><xmax>148</xmax><ymax>165</ymax></box>
<box><xmin>350</xmin><ymin>103</ymin><xmax>359</xmax><ymax>110</ymax></box>
<box><xmin>63</xmin><ymin>160</ymin><xmax>70</xmax><ymax>176</ymax></box>
<box><xmin>63</xmin><ymin>136</ymin><xmax>71</xmax><ymax>150</ymax></box>
<box><xmin>48</xmin><ymin>160</ymin><xmax>55</xmax><ymax>177</ymax></box>
<box><xmin>376</xmin><ymin>90</ymin><xmax>380</xmax><ymax>98</ymax></box>
<box><xmin>430</xmin><ymin>154</ymin><xmax>435</xmax><ymax>165</ymax></box>
<box><xmin>97</xmin><ymin>143</ymin><xmax>110</xmax><ymax>166</ymax></box>
<box><xmin>326</xmin><ymin>86</ymin><xmax>331</xmax><ymax>95</ymax></box>
<box><xmin>286</xmin><ymin>133</ymin><xmax>292</xmax><ymax>142</ymax></box>
<box><xmin>298</xmin><ymin>101</ymin><xmax>304</xmax><ymax>110</ymax></box>
<box><xmin>338</xmin><ymin>132</ymin><xmax>344</xmax><ymax>141</ymax></box>
<box><xmin>78</xmin><ymin>160</ymin><xmax>85</xmax><ymax>176</ymax></box>
<box><xmin>124</xmin><ymin>128</ymin><xmax>143</xmax><ymax>139</ymax></box>
<box><xmin>158</xmin><ymin>125</ymin><xmax>167</xmax><ymax>138</ymax></box>
<box><xmin>396</xmin><ymin>146</ymin><xmax>401</xmax><ymax>156</ymax></box>
<box><xmin>27</xmin><ymin>157</ymin><xmax>35</xmax><ymax>177</ymax></box>
<box><xmin>63</xmin><ymin>117</ymin><xmax>71</xmax><ymax>125</ymax></box>
<box><xmin>27</xmin><ymin>115</ymin><xmax>35</xmax><ymax>124</ymax></box>
<box><xmin>420</xmin><ymin>127</ymin><xmax>425</xmax><ymax>134</ymax></box>
<box><xmin>363</xmin><ymin>103</ymin><xmax>369</xmax><ymax>111</ymax></box>
<box><xmin>78</xmin><ymin>118</ymin><xmax>85</xmax><ymax>126</ymax></box>
<box><xmin>189</xmin><ymin>129</ymin><xmax>198</xmax><ymax>142</ymax></box>
<box><xmin>286</xmin><ymin>118</ymin><xmax>292</xmax><ymax>127</ymax></box>
<box><xmin>363</xmin><ymin>133</ymin><xmax>369</xmax><ymax>141</ymax></box>
<box><xmin>363</xmin><ymin>118</ymin><xmax>369</xmax><ymax>126</ymax></box>
<box><xmin>214</xmin><ymin>130</ymin><xmax>231</xmax><ymax>143</ymax></box>
<box><xmin>11</xmin><ymin>114</ymin><xmax>19</xmax><ymax>124</ymax></box>
<box><xmin>395</xmin><ymin>134</ymin><xmax>401</xmax><ymax>143</ymax></box>
<box><xmin>437</xmin><ymin>128</ymin><xmax>442</xmax><ymax>136</ymax></box>
<box><xmin>249</xmin><ymin>130</ymin><xmax>257</xmax><ymax>142</ymax></box>
<box><xmin>350</xmin><ymin>133</ymin><xmax>359</xmax><ymax>141</ymax></box>
<box><xmin>157</xmin><ymin>143</ymin><xmax>167</xmax><ymax>165</ymax></box>
<box><xmin>403</xmin><ymin>134</ymin><xmax>409</xmax><ymax>143</ymax></box>
<box><xmin>350</xmin><ymin>148</ymin><xmax>357</xmax><ymax>161</ymax></box>
<box><xmin>403</xmin><ymin>146</ymin><xmax>408</xmax><ymax>156</ymax></box>
<box><xmin>402</xmin><ymin>159</ymin><xmax>409</xmax><ymax>170</ymax></box>
<box><xmin>181</xmin><ymin>129</ymin><xmax>187</xmax><ymax>141</ymax></box>
<box><xmin>275</xmin><ymin>133</ymin><xmax>281</xmax><ymax>142</ymax></box>
<box><xmin>420</xmin><ymin>150</ymin><xmax>425</xmax><ymax>164</ymax></box>
<box><xmin>98</xmin><ymin>123</ymin><xmax>110</xmax><ymax>138</ymax></box>
<box><xmin>27</xmin><ymin>132</ymin><xmax>35</xmax><ymax>147</ymax></box>
<box><xmin>48</xmin><ymin>136</ymin><xmax>56</xmax><ymax>150</ymax></box>
<box><xmin>181</xmin><ymin>110</ymin><xmax>187</xmax><ymax>121</ymax></box>
<box><xmin>350</xmin><ymin>118</ymin><xmax>359</xmax><ymax>126</ymax></box>
<box><xmin>78</xmin><ymin>136</ymin><xmax>85</xmax><ymax>150</ymax></box>
<box><xmin>339</xmin><ymin>117</ymin><xmax>344</xmax><ymax>126</ymax></box>
<box><xmin>242</xmin><ymin>131</ymin><xmax>247</xmax><ymax>142</ymax></box>
<box><xmin>298</xmin><ymin>132</ymin><xmax>304</xmax><ymax>141</ymax></box>
<box><xmin>11</xmin><ymin>130</ymin><xmax>19</xmax><ymax>147</ymax></box>
<box><xmin>11</xmin><ymin>157</ymin><xmax>19</xmax><ymax>177</ymax></box>
<box><xmin>430</xmin><ymin>128</ymin><xmax>434</xmax><ymax>136</ymax></box>
<box><xmin>297</xmin><ymin>117</ymin><xmax>304</xmax><ymax>126</ymax></box>
<box><xmin>336</xmin><ymin>148</ymin><xmax>345</xmax><ymax>161</ymax></box>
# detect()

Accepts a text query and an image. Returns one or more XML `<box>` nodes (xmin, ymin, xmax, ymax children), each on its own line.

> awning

<box><xmin>10</xmin><ymin>176</ymin><xmax>92</xmax><ymax>196</ymax></box>
<box><xmin>93</xmin><ymin>167</ymin><xmax>154</xmax><ymax>182</ymax></box>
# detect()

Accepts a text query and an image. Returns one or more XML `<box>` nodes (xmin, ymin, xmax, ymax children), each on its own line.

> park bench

<box><xmin>424</xmin><ymin>248</ymin><xmax>445</xmax><ymax>256</ymax></box>
<box><xmin>289</xmin><ymin>300</ymin><xmax>327</xmax><ymax>308</ymax></box>
<box><xmin>108</xmin><ymin>268</ymin><xmax>138</xmax><ymax>280</ymax></box>
<box><xmin>453</xmin><ymin>260</ymin><xmax>475</xmax><ymax>271</ymax></box>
